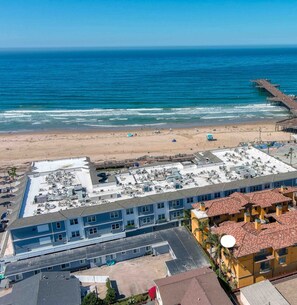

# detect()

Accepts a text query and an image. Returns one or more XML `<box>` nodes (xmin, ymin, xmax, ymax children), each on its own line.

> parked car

<box><xmin>0</xmin><ymin>222</ymin><xmax>6</xmax><ymax>232</ymax></box>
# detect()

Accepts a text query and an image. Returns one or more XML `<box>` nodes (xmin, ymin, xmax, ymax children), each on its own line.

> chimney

<box><xmin>276</xmin><ymin>205</ymin><xmax>282</xmax><ymax>216</ymax></box>
<box><xmin>244</xmin><ymin>212</ymin><xmax>251</xmax><ymax>223</ymax></box>
<box><xmin>200</xmin><ymin>202</ymin><xmax>206</xmax><ymax>212</ymax></box>
<box><xmin>255</xmin><ymin>218</ymin><xmax>261</xmax><ymax>230</ymax></box>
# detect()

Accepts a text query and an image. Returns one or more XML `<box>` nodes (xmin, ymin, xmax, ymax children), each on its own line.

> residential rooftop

<box><xmin>213</xmin><ymin>209</ymin><xmax>297</xmax><ymax>258</ymax></box>
<box><xmin>20</xmin><ymin>146</ymin><xmax>296</xmax><ymax>218</ymax></box>
<box><xmin>192</xmin><ymin>187</ymin><xmax>296</xmax><ymax>219</ymax></box>
<box><xmin>0</xmin><ymin>271</ymin><xmax>81</xmax><ymax>305</ymax></box>
<box><xmin>154</xmin><ymin>267</ymin><xmax>233</xmax><ymax>305</ymax></box>
<box><xmin>240</xmin><ymin>280</ymin><xmax>290</xmax><ymax>305</ymax></box>
<box><xmin>4</xmin><ymin>227</ymin><xmax>210</xmax><ymax>277</ymax></box>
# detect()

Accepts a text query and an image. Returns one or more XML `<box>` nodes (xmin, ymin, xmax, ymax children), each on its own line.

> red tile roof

<box><xmin>212</xmin><ymin>209</ymin><xmax>297</xmax><ymax>258</ymax></box>
<box><xmin>192</xmin><ymin>189</ymin><xmax>292</xmax><ymax>218</ymax></box>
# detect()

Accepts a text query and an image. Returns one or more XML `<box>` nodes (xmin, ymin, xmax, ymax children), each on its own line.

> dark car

<box><xmin>0</xmin><ymin>222</ymin><xmax>6</xmax><ymax>232</ymax></box>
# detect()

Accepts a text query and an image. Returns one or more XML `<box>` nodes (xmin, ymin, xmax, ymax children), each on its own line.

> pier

<box><xmin>252</xmin><ymin>79</ymin><xmax>297</xmax><ymax>132</ymax></box>
<box><xmin>252</xmin><ymin>79</ymin><xmax>297</xmax><ymax>116</ymax></box>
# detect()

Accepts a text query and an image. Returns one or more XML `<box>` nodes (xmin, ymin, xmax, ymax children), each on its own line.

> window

<box><xmin>278</xmin><ymin>248</ymin><xmax>287</xmax><ymax>256</ymax></box>
<box><xmin>56</xmin><ymin>222</ymin><xmax>61</xmax><ymax>229</ymax></box>
<box><xmin>260</xmin><ymin>261</ymin><xmax>270</xmax><ymax>272</ymax></box>
<box><xmin>250</xmin><ymin>185</ymin><xmax>262</xmax><ymax>192</ymax></box>
<box><xmin>264</xmin><ymin>183</ymin><xmax>270</xmax><ymax>189</ymax></box>
<box><xmin>34</xmin><ymin>270</ymin><xmax>40</xmax><ymax>275</ymax></box>
<box><xmin>142</xmin><ymin>217</ymin><xmax>151</xmax><ymax>224</ymax></box>
<box><xmin>57</xmin><ymin>234</ymin><xmax>63</xmax><ymax>241</ymax></box>
<box><xmin>87</xmin><ymin>216</ymin><xmax>96</xmax><ymax>223</ymax></box>
<box><xmin>111</xmin><ymin>223</ymin><xmax>120</xmax><ymax>230</ymax></box>
<box><xmin>15</xmin><ymin>274</ymin><xmax>23</xmax><ymax>281</ymax></box>
<box><xmin>133</xmin><ymin>248</ymin><xmax>140</xmax><ymax>254</ymax></box>
<box><xmin>80</xmin><ymin>259</ymin><xmax>86</xmax><ymax>265</ymax></box>
<box><xmin>37</xmin><ymin>224</ymin><xmax>49</xmax><ymax>233</ymax></box>
<box><xmin>89</xmin><ymin>228</ymin><xmax>98</xmax><ymax>235</ymax></box>
<box><xmin>279</xmin><ymin>256</ymin><xmax>286</xmax><ymax>265</ymax></box>
<box><xmin>158</xmin><ymin>214</ymin><xmax>165</xmax><ymax>220</ymax></box>
<box><xmin>106</xmin><ymin>254</ymin><xmax>115</xmax><ymax>261</ymax></box>
<box><xmin>121</xmin><ymin>251</ymin><xmax>126</xmax><ymax>255</ymax></box>
<box><xmin>274</xmin><ymin>182</ymin><xmax>281</xmax><ymax>187</ymax></box>
<box><xmin>94</xmin><ymin>257</ymin><xmax>100</xmax><ymax>263</ymax></box>
<box><xmin>186</xmin><ymin>197</ymin><xmax>194</xmax><ymax>204</ymax></box>
<box><xmin>157</xmin><ymin>202</ymin><xmax>165</xmax><ymax>209</ymax></box>
<box><xmin>141</xmin><ymin>206</ymin><xmax>150</xmax><ymax>213</ymax></box>
<box><xmin>127</xmin><ymin>220</ymin><xmax>135</xmax><ymax>227</ymax></box>
<box><xmin>110</xmin><ymin>211</ymin><xmax>119</xmax><ymax>219</ymax></box>
<box><xmin>61</xmin><ymin>263</ymin><xmax>70</xmax><ymax>270</ymax></box>
<box><xmin>71</xmin><ymin>231</ymin><xmax>80</xmax><ymax>238</ymax></box>
<box><xmin>70</xmin><ymin>219</ymin><xmax>78</xmax><ymax>225</ymax></box>
<box><xmin>214</xmin><ymin>192</ymin><xmax>221</xmax><ymax>199</ymax></box>
<box><xmin>146</xmin><ymin>246</ymin><xmax>151</xmax><ymax>251</ymax></box>
<box><xmin>200</xmin><ymin>194</ymin><xmax>210</xmax><ymax>201</ymax></box>
<box><xmin>47</xmin><ymin>267</ymin><xmax>53</xmax><ymax>271</ymax></box>
<box><xmin>126</xmin><ymin>208</ymin><xmax>134</xmax><ymax>215</ymax></box>
<box><xmin>224</xmin><ymin>190</ymin><xmax>236</xmax><ymax>196</ymax></box>
<box><xmin>172</xmin><ymin>211</ymin><xmax>182</xmax><ymax>219</ymax></box>
<box><xmin>173</xmin><ymin>200</ymin><xmax>181</xmax><ymax>207</ymax></box>
<box><xmin>39</xmin><ymin>236</ymin><xmax>51</xmax><ymax>245</ymax></box>
<box><xmin>240</xmin><ymin>188</ymin><xmax>246</xmax><ymax>193</ymax></box>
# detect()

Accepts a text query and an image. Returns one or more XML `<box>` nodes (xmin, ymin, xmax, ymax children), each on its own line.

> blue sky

<box><xmin>1</xmin><ymin>0</ymin><xmax>297</xmax><ymax>48</ymax></box>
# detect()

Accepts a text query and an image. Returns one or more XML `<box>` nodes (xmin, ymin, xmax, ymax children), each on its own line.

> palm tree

<box><xmin>7</xmin><ymin>167</ymin><xmax>17</xmax><ymax>192</ymax></box>
<box><xmin>285</xmin><ymin>147</ymin><xmax>294</xmax><ymax>165</ymax></box>
<box><xmin>192</xmin><ymin>218</ymin><xmax>208</xmax><ymax>243</ymax></box>
<box><xmin>204</xmin><ymin>232</ymin><xmax>230</xmax><ymax>278</ymax></box>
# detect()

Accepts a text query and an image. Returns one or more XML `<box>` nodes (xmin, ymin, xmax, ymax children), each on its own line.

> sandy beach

<box><xmin>0</xmin><ymin>121</ymin><xmax>293</xmax><ymax>168</ymax></box>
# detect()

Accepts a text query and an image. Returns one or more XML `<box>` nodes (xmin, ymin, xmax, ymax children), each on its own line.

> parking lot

<box><xmin>74</xmin><ymin>253</ymin><xmax>171</xmax><ymax>299</ymax></box>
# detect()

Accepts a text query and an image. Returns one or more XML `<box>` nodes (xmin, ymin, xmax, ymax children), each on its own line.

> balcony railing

<box><xmin>125</xmin><ymin>224</ymin><xmax>135</xmax><ymax>230</ymax></box>
<box><xmin>260</xmin><ymin>267</ymin><xmax>271</xmax><ymax>274</ymax></box>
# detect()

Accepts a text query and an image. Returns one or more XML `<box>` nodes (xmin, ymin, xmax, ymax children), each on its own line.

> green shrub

<box><xmin>82</xmin><ymin>292</ymin><xmax>104</xmax><ymax>305</ymax></box>
<box><xmin>105</xmin><ymin>279</ymin><xmax>117</xmax><ymax>304</ymax></box>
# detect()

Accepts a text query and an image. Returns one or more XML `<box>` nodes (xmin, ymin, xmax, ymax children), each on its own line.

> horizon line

<box><xmin>1</xmin><ymin>44</ymin><xmax>297</xmax><ymax>51</ymax></box>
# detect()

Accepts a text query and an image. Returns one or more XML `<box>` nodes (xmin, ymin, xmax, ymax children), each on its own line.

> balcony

<box><xmin>156</xmin><ymin>219</ymin><xmax>168</xmax><ymax>224</ymax></box>
<box><xmin>125</xmin><ymin>224</ymin><xmax>136</xmax><ymax>230</ymax></box>
<box><xmin>260</xmin><ymin>267</ymin><xmax>272</xmax><ymax>274</ymax></box>
<box><xmin>254</xmin><ymin>253</ymin><xmax>273</xmax><ymax>262</ymax></box>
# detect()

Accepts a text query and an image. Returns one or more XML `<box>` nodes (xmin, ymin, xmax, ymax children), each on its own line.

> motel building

<box><xmin>2</xmin><ymin>146</ymin><xmax>297</xmax><ymax>281</ymax></box>
<box><xmin>191</xmin><ymin>187</ymin><xmax>297</xmax><ymax>288</ymax></box>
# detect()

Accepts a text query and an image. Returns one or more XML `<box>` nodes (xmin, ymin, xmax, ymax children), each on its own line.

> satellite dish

<box><xmin>221</xmin><ymin>235</ymin><xmax>236</xmax><ymax>248</ymax></box>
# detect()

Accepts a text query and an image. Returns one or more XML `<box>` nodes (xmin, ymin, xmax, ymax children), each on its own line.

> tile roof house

<box><xmin>154</xmin><ymin>267</ymin><xmax>233</xmax><ymax>305</ymax></box>
<box><xmin>213</xmin><ymin>209</ymin><xmax>297</xmax><ymax>258</ymax></box>
<box><xmin>191</xmin><ymin>187</ymin><xmax>297</xmax><ymax>288</ymax></box>
<box><xmin>192</xmin><ymin>188</ymin><xmax>293</xmax><ymax>218</ymax></box>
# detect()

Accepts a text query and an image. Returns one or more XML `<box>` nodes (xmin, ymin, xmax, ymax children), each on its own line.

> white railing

<box><xmin>74</xmin><ymin>275</ymin><xmax>109</xmax><ymax>283</ymax></box>
<box><xmin>3</xmin><ymin>231</ymin><xmax>126</xmax><ymax>263</ymax></box>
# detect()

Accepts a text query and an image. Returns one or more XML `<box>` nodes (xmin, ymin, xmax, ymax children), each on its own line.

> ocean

<box><xmin>0</xmin><ymin>47</ymin><xmax>296</xmax><ymax>132</ymax></box>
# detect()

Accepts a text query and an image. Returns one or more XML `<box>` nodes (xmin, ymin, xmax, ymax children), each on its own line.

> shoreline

<box><xmin>0</xmin><ymin>119</ymin><xmax>293</xmax><ymax>168</ymax></box>
<box><xmin>0</xmin><ymin>118</ymin><xmax>282</xmax><ymax>136</ymax></box>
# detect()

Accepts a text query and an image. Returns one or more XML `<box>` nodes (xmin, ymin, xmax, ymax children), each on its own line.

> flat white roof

<box><xmin>20</xmin><ymin>147</ymin><xmax>297</xmax><ymax>218</ymax></box>
<box><xmin>240</xmin><ymin>280</ymin><xmax>290</xmax><ymax>305</ymax></box>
